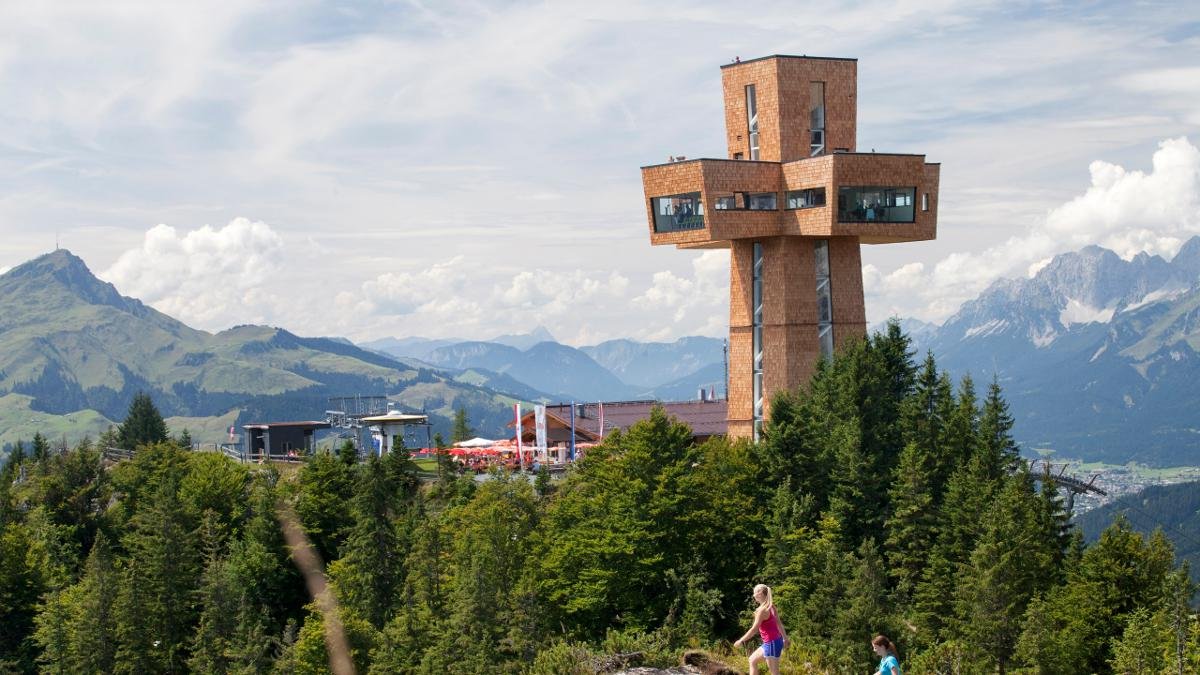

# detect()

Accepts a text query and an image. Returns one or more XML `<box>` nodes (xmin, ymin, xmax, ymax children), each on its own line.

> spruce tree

<box><xmin>296</xmin><ymin>449</ymin><xmax>355</xmax><ymax>562</ymax></box>
<box><xmin>117</xmin><ymin>392</ymin><xmax>169</xmax><ymax>451</ymax></box>
<box><xmin>976</xmin><ymin>377</ymin><xmax>1020</xmax><ymax>481</ymax></box>
<box><xmin>0</xmin><ymin>522</ymin><xmax>45</xmax><ymax>671</ymax></box>
<box><xmin>884</xmin><ymin>441</ymin><xmax>938</xmax><ymax>603</ymax></box>
<box><xmin>939</xmin><ymin>375</ymin><xmax>978</xmax><ymax>483</ymax></box>
<box><xmin>32</xmin><ymin>431</ymin><xmax>51</xmax><ymax>464</ymax></box>
<box><xmin>762</xmin><ymin>388</ymin><xmax>830</xmax><ymax>514</ymax></box>
<box><xmin>832</xmin><ymin>538</ymin><xmax>895</xmax><ymax>672</ymax></box>
<box><xmin>188</xmin><ymin>533</ymin><xmax>238</xmax><ymax>674</ymax></box>
<box><xmin>445</xmin><ymin>472</ymin><xmax>538</xmax><ymax>668</ymax></box>
<box><xmin>331</xmin><ymin>454</ymin><xmax>408</xmax><ymax>629</ymax></box>
<box><xmin>954</xmin><ymin>470</ymin><xmax>1054</xmax><ymax>673</ymax></box>
<box><xmin>451</xmin><ymin>406</ymin><xmax>474</xmax><ymax>444</ymax></box>
<box><xmin>69</xmin><ymin>534</ymin><xmax>119</xmax><ymax>674</ymax></box>
<box><xmin>114</xmin><ymin>473</ymin><xmax>200</xmax><ymax>673</ymax></box>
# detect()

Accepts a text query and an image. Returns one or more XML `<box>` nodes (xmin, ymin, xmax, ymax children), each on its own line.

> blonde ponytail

<box><xmin>754</xmin><ymin>583</ymin><xmax>773</xmax><ymax>610</ymax></box>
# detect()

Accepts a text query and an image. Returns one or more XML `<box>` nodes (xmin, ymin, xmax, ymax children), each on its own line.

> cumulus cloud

<box><xmin>346</xmin><ymin>250</ymin><xmax>724</xmax><ymax>344</ymax></box>
<box><xmin>632</xmin><ymin>250</ymin><xmax>729</xmax><ymax>338</ymax></box>
<box><xmin>360</xmin><ymin>256</ymin><xmax>472</xmax><ymax>316</ymax></box>
<box><xmin>867</xmin><ymin>137</ymin><xmax>1200</xmax><ymax>323</ymax></box>
<box><xmin>495</xmin><ymin>269</ymin><xmax>629</xmax><ymax>313</ymax></box>
<box><xmin>101</xmin><ymin>218</ymin><xmax>285</xmax><ymax>329</ymax></box>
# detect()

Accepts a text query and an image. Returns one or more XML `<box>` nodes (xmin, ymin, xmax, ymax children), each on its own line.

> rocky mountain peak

<box><xmin>1170</xmin><ymin>235</ymin><xmax>1200</xmax><ymax>280</ymax></box>
<box><xmin>0</xmin><ymin>248</ymin><xmax>147</xmax><ymax>316</ymax></box>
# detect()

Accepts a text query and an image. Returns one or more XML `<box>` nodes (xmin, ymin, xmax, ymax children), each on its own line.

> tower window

<box><xmin>814</xmin><ymin>240</ymin><xmax>834</xmax><ymax>360</ymax></box>
<box><xmin>752</xmin><ymin>241</ymin><xmax>764</xmax><ymax>441</ymax></box>
<box><xmin>922</xmin><ymin>193</ymin><xmax>930</xmax><ymax>211</ymax></box>
<box><xmin>786</xmin><ymin>188</ymin><xmax>826</xmax><ymax>209</ymax></box>
<box><xmin>838</xmin><ymin>186</ymin><xmax>917</xmax><ymax>223</ymax></box>
<box><xmin>746</xmin><ymin>84</ymin><xmax>759</xmax><ymax>161</ymax></box>
<box><xmin>810</xmin><ymin>81</ymin><xmax>826</xmax><ymax>156</ymax></box>
<box><xmin>651</xmin><ymin>193</ymin><xmax>705</xmax><ymax>232</ymax></box>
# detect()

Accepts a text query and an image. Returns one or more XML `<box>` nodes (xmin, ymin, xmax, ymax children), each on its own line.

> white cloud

<box><xmin>100</xmin><ymin>218</ymin><xmax>285</xmax><ymax>329</ymax></box>
<box><xmin>345</xmin><ymin>250</ymin><xmax>723</xmax><ymax>344</ymax></box>
<box><xmin>866</xmin><ymin>137</ymin><xmax>1200</xmax><ymax>323</ymax></box>
<box><xmin>361</xmin><ymin>256</ymin><xmax>472</xmax><ymax>316</ymax></box>
<box><xmin>5</xmin><ymin>2</ymin><xmax>1200</xmax><ymax>344</ymax></box>
<box><xmin>632</xmin><ymin>250</ymin><xmax>728</xmax><ymax>332</ymax></box>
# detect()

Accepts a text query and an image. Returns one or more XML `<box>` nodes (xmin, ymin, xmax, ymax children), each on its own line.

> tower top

<box><xmin>722</xmin><ymin>54</ymin><xmax>858</xmax><ymax>163</ymax></box>
<box><xmin>719</xmin><ymin>54</ymin><xmax>858</xmax><ymax>69</ymax></box>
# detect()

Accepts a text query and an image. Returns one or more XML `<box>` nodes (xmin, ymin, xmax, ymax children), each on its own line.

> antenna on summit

<box><xmin>55</xmin><ymin>229</ymin><xmax>59</xmax><ymax>251</ymax></box>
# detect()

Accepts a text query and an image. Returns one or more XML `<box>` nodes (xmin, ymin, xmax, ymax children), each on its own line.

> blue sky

<box><xmin>1</xmin><ymin>1</ymin><xmax>1198</xmax><ymax>344</ymax></box>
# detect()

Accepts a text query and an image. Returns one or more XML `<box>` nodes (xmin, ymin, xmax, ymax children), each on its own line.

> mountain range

<box><xmin>909</xmin><ymin>237</ymin><xmax>1200</xmax><ymax>466</ymax></box>
<box><xmin>363</xmin><ymin>333</ymin><xmax>726</xmax><ymax>402</ymax></box>
<box><xmin>8</xmin><ymin>236</ymin><xmax>1200</xmax><ymax>466</ymax></box>
<box><xmin>0</xmin><ymin>250</ymin><xmax>727</xmax><ymax>449</ymax></box>
<box><xmin>0</xmin><ymin>250</ymin><xmax>534</xmax><ymax>447</ymax></box>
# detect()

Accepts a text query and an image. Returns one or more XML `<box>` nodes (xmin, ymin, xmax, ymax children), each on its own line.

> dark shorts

<box><xmin>762</xmin><ymin>637</ymin><xmax>784</xmax><ymax>658</ymax></box>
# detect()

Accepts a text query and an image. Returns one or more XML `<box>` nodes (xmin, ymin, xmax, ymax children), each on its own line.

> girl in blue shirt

<box><xmin>871</xmin><ymin>634</ymin><xmax>901</xmax><ymax>675</ymax></box>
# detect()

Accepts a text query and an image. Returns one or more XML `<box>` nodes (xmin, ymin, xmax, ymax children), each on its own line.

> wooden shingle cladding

<box><xmin>641</xmin><ymin>153</ymin><xmax>938</xmax><ymax>247</ymax></box>
<box><xmin>638</xmin><ymin>55</ymin><xmax>940</xmax><ymax>439</ymax></box>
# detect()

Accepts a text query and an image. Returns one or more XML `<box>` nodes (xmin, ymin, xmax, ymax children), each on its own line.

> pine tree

<box><xmin>1162</xmin><ymin>565</ymin><xmax>1197</xmax><ymax>675</ymax></box>
<box><xmin>955</xmin><ymin>471</ymin><xmax>1056</xmax><ymax>673</ymax></box>
<box><xmin>940</xmin><ymin>374</ymin><xmax>978</xmax><ymax>476</ymax></box>
<box><xmin>895</xmin><ymin>353</ymin><xmax>956</xmax><ymax>504</ymax></box>
<box><xmin>831</xmin><ymin>539</ymin><xmax>894</xmax><ymax>671</ymax></box>
<box><xmin>330</xmin><ymin>454</ymin><xmax>409</xmax><ymax>629</ymax></box>
<box><xmin>873</xmin><ymin>319</ymin><xmax>918</xmax><ymax>406</ymax></box>
<box><xmin>117</xmin><ymin>392</ymin><xmax>169</xmax><ymax>451</ymax></box>
<box><xmin>188</xmin><ymin>532</ymin><xmax>238</xmax><ymax>674</ymax></box>
<box><xmin>98</xmin><ymin>425</ymin><xmax>120</xmax><ymax>452</ymax></box>
<box><xmin>35</xmin><ymin>583</ymin><xmax>80</xmax><ymax>674</ymax></box>
<box><xmin>451</xmin><ymin>406</ymin><xmax>474</xmax><ymax>444</ymax></box>
<box><xmin>445</xmin><ymin>472</ymin><xmax>539</xmax><ymax>668</ymax></box>
<box><xmin>69</xmin><ymin>534</ymin><xmax>119</xmax><ymax>673</ymax></box>
<box><xmin>884</xmin><ymin>441</ymin><xmax>938</xmax><ymax>603</ymax></box>
<box><xmin>296</xmin><ymin>449</ymin><xmax>355</xmax><ymax>562</ymax></box>
<box><xmin>114</xmin><ymin>472</ymin><xmax>201</xmax><ymax>673</ymax></box>
<box><xmin>976</xmin><ymin>377</ymin><xmax>1020</xmax><ymax>481</ymax></box>
<box><xmin>0</xmin><ymin>522</ymin><xmax>45</xmax><ymax>672</ymax></box>
<box><xmin>826</xmin><ymin>418</ymin><xmax>877</xmax><ymax>548</ymax></box>
<box><xmin>177</xmin><ymin>428</ymin><xmax>193</xmax><ymax>451</ymax></box>
<box><xmin>32</xmin><ymin>431</ymin><xmax>51</xmax><ymax>464</ymax></box>
<box><xmin>762</xmin><ymin>388</ymin><xmax>831</xmax><ymax>514</ymax></box>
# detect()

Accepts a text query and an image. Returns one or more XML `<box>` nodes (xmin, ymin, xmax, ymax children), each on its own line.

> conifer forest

<box><xmin>1</xmin><ymin>326</ymin><xmax>1197</xmax><ymax>674</ymax></box>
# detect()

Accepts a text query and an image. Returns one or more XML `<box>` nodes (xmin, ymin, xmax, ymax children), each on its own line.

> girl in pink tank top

<box><xmin>733</xmin><ymin>583</ymin><xmax>790</xmax><ymax>675</ymax></box>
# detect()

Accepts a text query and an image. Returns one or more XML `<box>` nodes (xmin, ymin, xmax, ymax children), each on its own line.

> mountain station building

<box><xmin>641</xmin><ymin>55</ymin><xmax>940</xmax><ymax>440</ymax></box>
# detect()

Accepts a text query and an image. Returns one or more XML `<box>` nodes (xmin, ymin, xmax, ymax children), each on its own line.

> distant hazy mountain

<box><xmin>912</xmin><ymin>237</ymin><xmax>1200</xmax><ymax>466</ymax></box>
<box><xmin>367</xmin><ymin>332</ymin><xmax>727</xmax><ymax>402</ymax></box>
<box><xmin>489</xmin><ymin>325</ymin><xmax>557</xmax><ymax>351</ymax></box>
<box><xmin>639</xmin><ymin>362</ymin><xmax>726</xmax><ymax>401</ymax></box>
<box><xmin>360</xmin><ymin>335</ymin><xmax>463</xmax><ymax>361</ymax></box>
<box><xmin>424</xmin><ymin>340</ymin><xmax>637</xmax><ymax>402</ymax></box>
<box><xmin>582</xmin><ymin>336</ymin><xmax>725</xmax><ymax>389</ymax></box>
<box><xmin>0</xmin><ymin>250</ymin><xmax>527</xmax><ymax>445</ymax></box>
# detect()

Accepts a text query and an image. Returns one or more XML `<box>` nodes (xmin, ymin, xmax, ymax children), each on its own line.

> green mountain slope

<box><xmin>1075</xmin><ymin>480</ymin><xmax>1200</xmax><ymax>585</ymax></box>
<box><xmin>0</xmin><ymin>250</ymin><xmax>526</xmax><ymax>446</ymax></box>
